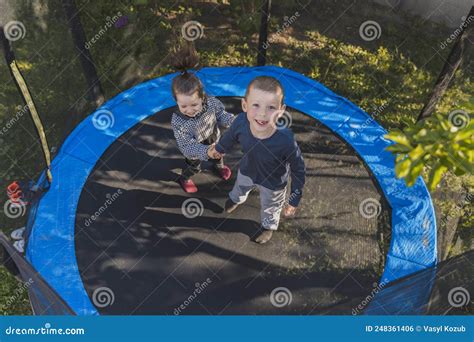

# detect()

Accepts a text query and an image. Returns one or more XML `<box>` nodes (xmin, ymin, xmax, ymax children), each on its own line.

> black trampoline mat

<box><xmin>75</xmin><ymin>97</ymin><xmax>391</xmax><ymax>315</ymax></box>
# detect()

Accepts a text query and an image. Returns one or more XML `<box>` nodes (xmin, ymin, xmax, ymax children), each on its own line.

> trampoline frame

<box><xmin>25</xmin><ymin>66</ymin><xmax>437</xmax><ymax>315</ymax></box>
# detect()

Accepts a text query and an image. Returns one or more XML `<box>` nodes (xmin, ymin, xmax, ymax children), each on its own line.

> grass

<box><xmin>0</xmin><ymin>267</ymin><xmax>31</xmax><ymax>315</ymax></box>
<box><xmin>0</xmin><ymin>0</ymin><xmax>472</xmax><ymax>315</ymax></box>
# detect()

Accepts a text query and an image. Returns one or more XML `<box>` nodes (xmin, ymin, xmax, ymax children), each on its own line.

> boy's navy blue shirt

<box><xmin>216</xmin><ymin>112</ymin><xmax>305</xmax><ymax>207</ymax></box>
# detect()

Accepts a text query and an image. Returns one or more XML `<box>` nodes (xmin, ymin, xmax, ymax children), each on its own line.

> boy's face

<box><xmin>176</xmin><ymin>92</ymin><xmax>203</xmax><ymax>117</ymax></box>
<box><xmin>242</xmin><ymin>86</ymin><xmax>286</xmax><ymax>135</ymax></box>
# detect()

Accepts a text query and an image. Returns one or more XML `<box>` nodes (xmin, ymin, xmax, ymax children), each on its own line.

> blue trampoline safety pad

<box><xmin>26</xmin><ymin>66</ymin><xmax>436</xmax><ymax>315</ymax></box>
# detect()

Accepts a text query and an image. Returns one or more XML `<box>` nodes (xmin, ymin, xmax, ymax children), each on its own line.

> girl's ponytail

<box><xmin>171</xmin><ymin>42</ymin><xmax>205</xmax><ymax>99</ymax></box>
<box><xmin>173</xmin><ymin>41</ymin><xmax>199</xmax><ymax>73</ymax></box>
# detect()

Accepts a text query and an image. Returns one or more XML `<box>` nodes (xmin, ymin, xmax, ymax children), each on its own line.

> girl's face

<box><xmin>176</xmin><ymin>92</ymin><xmax>203</xmax><ymax>117</ymax></box>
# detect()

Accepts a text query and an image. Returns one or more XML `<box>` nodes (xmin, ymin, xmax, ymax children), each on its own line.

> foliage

<box><xmin>0</xmin><ymin>267</ymin><xmax>31</xmax><ymax>315</ymax></box>
<box><xmin>431</xmin><ymin>171</ymin><xmax>473</xmax><ymax>258</ymax></box>
<box><xmin>385</xmin><ymin>108</ymin><xmax>473</xmax><ymax>190</ymax></box>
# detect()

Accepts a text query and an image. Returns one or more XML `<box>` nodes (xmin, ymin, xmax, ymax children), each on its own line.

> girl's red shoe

<box><xmin>179</xmin><ymin>178</ymin><xmax>198</xmax><ymax>193</ymax></box>
<box><xmin>216</xmin><ymin>165</ymin><xmax>232</xmax><ymax>181</ymax></box>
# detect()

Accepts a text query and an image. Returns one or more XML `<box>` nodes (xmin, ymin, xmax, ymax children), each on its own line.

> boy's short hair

<box><xmin>245</xmin><ymin>76</ymin><xmax>285</xmax><ymax>105</ymax></box>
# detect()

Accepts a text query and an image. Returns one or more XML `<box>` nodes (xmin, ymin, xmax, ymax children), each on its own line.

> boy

<box><xmin>210</xmin><ymin>76</ymin><xmax>305</xmax><ymax>244</ymax></box>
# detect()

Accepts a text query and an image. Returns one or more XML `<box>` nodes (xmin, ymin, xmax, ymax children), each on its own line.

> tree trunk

<box><xmin>417</xmin><ymin>6</ymin><xmax>473</xmax><ymax>122</ymax></box>
<box><xmin>63</xmin><ymin>0</ymin><xmax>105</xmax><ymax>107</ymax></box>
<box><xmin>256</xmin><ymin>0</ymin><xmax>271</xmax><ymax>66</ymax></box>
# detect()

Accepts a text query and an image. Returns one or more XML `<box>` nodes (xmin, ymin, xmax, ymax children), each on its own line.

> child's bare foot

<box><xmin>254</xmin><ymin>229</ymin><xmax>273</xmax><ymax>244</ymax></box>
<box><xmin>179</xmin><ymin>178</ymin><xmax>198</xmax><ymax>193</ymax></box>
<box><xmin>283</xmin><ymin>205</ymin><xmax>297</xmax><ymax>217</ymax></box>
<box><xmin>224</xmin><ymin>198</ymin><xmax>240</xmax><ymax>213</ymax></box>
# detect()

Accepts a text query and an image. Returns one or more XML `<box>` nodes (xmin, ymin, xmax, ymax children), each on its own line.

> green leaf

<box><xmin>412</xmin><ymin>159</ymin><xmax>424</xmax><ymax>178</ymax></box>
<box><xmin>427</xmin><ymin>163</ymin><xmax>448</xmax><ymax>191</ymax></box>
<box><xmin>403</xmin><ymin>158</ymin><xmax>425</xmax><ymax>187</ymax></box>
<box><xmin>407</xmin><ymin>144</ymin><xmax>425</xmax><ymax>162</ymax></box>
<box><xmin>384</xmin><ymin>131</ymin><xmax>413</xmax><ymax>148</ymax></box>
<box><xmin>386</xmin><ymin>145</ymin><xmax>411</xmax><ymax>153</ymax></box>
<box><xmin>454</xmin><ymin>128</ymin><xmax>474</xmax><ymax>142</ymax></box>
<box><xmin>395</xmin><ymin>153</ymin><xmax>406</xmax><ymax>163</ymax></box>
<box><xmin>395</xmin><ymin>157</ymin><xmax>411</xmax><ymax>178</ymax></box>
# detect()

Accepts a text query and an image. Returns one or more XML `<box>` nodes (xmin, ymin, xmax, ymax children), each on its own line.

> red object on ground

<box><xmin>217</xmin><ymin>165</ymin><xmax>232</xmax><ymax>181</ymax></box>
<box><xmin>7</xmin><ymin>181</ymin><xmax>20</xmax><ymax>196</ymax></box>
<box><xmin>6</xmin><ymin>181</ymin><xmax>25</xmax><ymax>204</ymax></box>
<box><xmin>9</xmin><ymin>191</ymin><xmax>23</xmax><ymax>203</ymax></box>
<box><xmin>179</xmin><ymin>178</ymin><xmax>198</xmax><ymax>193</ymax></box>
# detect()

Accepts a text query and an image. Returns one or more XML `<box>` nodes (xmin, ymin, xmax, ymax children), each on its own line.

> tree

<box><xmin>417</xmin><ymin>6</ymin><xmax>473</xmax><ymax>122</ymax></box>
<box><xmin>385</xmin><ymin>8</ymin><xmax>473</xmax><ymax>190</ymax></box>
<box><xmin>63</xmin><ymin>0</ymin><xmax>105</xmax><ymax>107</ymax></box>
<box><xmin>256</xmin><ymin>0</ymin><xmax>271</xmax><ymax>66</ymax></box>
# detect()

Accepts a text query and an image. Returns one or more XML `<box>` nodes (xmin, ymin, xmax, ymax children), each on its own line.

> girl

<box><xmin>170</xmin><ymin>43</ymin><xmax>234</xmax><ymax>193</ymax></box>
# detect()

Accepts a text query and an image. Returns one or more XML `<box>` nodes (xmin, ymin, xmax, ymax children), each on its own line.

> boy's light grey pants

<box><xmin>229</xmin><ymin>170</ymin><xmax>287</xmax><ymax>230</ymax></box>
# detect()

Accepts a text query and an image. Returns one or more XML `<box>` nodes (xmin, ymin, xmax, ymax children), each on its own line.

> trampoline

<box><xmin>23</xmin><ymin>66</ymin><xmax>436</xmax><ymax>315</ymax></box>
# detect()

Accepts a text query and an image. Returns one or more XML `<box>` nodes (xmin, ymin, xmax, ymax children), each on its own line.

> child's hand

<box><xmin>207</xmin><ymin>144</ymin><xmax>223</xmax><ymax>159</ymax></box>
<box><xmin>283</xmin><ymin>205</ymin><xmax>297</xmax><ymax>217</ymax></box>
<box><xmin>207</xmin><ymin>144</ymin><xmax>216</xmax><ymax>158</ymax></box>
<box><xmin>213</xmin><ymin>149</ymin><xmax>224</xmax><ymax>159</ymax></box>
